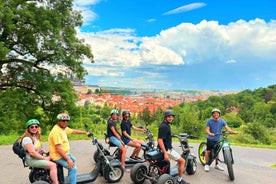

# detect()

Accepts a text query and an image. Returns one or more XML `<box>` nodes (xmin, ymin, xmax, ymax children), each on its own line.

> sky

<box><xmin>73</xmin><ymin>0</ymin><xmax>276</xmax><ymax>91</ymax></box>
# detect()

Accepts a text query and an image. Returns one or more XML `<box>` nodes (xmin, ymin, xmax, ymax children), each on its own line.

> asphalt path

<box><xmin>1</xmin><ymin>140</ymin><xmax>275</xmax><ymax>184</ymax></box>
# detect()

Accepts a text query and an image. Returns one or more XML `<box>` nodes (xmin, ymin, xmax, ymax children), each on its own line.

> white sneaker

<box><xmin>215</xmin><ymin>164</ymin><xmax>224</xmax><ymax>171</ymax></box>
<box><xmin>204</xmin><ymin>165</ymin><xmax>210</xmax><ymax>172</ymax></box>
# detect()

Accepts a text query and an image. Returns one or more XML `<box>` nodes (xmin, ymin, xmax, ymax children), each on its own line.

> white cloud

<box><xmin>147</xmin><ymin>18</ymin><xmax>156</xmax><ymax>23</ymax></box>
<box><xmin>85</xmin><ymin>66</ymin><xmax>123</xmax><ymax>77</ymax></box>
<box><xmin>225</xmin><ymin>59</ymin><xmax>237</xmax><ymax>64</ymax></box>
<box><xmin>73</xmin><ymin>0</ymin><xmax>101</xmax><ymax>25</ymax></box>
<box><xmin>78</xmin><ymin>18</ymin><xmax>276</xmax><ymax>87</ymax></box>
<box><xmin>163</xmin><ymin>2</ymin><xmax>207</xmax><ymax>15</ymax></box>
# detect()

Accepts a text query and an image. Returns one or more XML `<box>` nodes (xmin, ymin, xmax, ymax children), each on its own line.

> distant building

<box><xmin>74</xmin><ymin>83</ymin><xmax>100</xmax><ymax>94</ymax></box>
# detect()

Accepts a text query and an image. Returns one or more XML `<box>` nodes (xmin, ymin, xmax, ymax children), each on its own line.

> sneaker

<box><xmin>204</xmin><ymin>164</ymin><xmax>210</xmax><ymax>172</ymax></box>
<box><xmin>177</xmin><ymin>179</ymin><xmax>190</xmax><ymax>184</ymax></box>
<box><xmin>215</xmin><ymin>164</ymin><xmax>224</xmax><ymax>171</ymax></box>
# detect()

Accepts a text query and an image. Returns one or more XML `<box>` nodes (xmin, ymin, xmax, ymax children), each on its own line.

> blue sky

<box><xmin>74</xmin><ymin>0</ymin><xmax>276</xmax><ymax>90</ymax></box>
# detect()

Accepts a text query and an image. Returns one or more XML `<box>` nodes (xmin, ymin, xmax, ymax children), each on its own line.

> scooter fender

<box><xmin>187</xmin><ymin>155</ymin><xmax>195</xmax><ymax>162</ymax></box>
<box><xmin>222</xmin><ymin>146</ymin><xmax>234</xmax><ymax>164</ymax></box>
<box><xmin>109</xmin><ymin>159</ymin><xmax>122</xmax><ymax>167</ymax></box>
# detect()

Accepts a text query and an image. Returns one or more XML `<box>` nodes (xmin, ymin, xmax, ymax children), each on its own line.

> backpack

<box><xmin>12</xmin><ymin>137</ymin><xmax>27</xmax><ymax>167</ymax></box>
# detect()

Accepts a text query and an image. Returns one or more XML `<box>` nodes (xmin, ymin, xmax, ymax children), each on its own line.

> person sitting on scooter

<box><xmin>48</xmin><ymin>113</ymin><xmax>89</xmax><ymax>184</ymax></box>
<box><xmin>106</xmin><ymin>109</ymin><xmax>127</xmax><ymax>169</ymax></box>
<box><xmin>121</xmin><ymin>110</ymin><xmax>145</xmax><ymax>160</ymax></box>
<box><xmin>158</xmin><ymin>110</ymin><xmax>190</xmax><ymax>184</ymax></box>
<box><xmin>21</xmin><ymin>119</ymin><xmax>59</xmax><ymax>184</ymax></box>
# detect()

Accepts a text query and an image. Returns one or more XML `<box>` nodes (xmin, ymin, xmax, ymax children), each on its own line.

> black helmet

<box><xmin>164</xmin><ymin>110</ymin><xmax>175</xmax><ymax>117</ymax></box>
<box><xmin>122</xmin><ymin>110</ymin><xmax>131</xmax><ymax>117</ymax></box>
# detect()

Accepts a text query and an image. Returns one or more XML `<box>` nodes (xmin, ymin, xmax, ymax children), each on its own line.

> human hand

<box><xmin>164</xmin><ymin>153</ymin><xmax>169</xmax><ymax>161</ymax></box>
<box><xmin>209</xmin><ymin>133</ymin><xmax>215</xmax><ymax>137</ymax></box>
<box><xmin>44</xmin><ymin>156</ymin><xmax>51</xmax><ymax>161</ymax></box>
<box><xmin>67</xmin><ymin>159</ymin><xmax>75</xmax><ymax>168</ymax></box>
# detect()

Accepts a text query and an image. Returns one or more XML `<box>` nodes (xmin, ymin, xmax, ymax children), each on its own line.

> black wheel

<box><xmin>31</xmin><ymin>181</ymin><xmax>50</xmax><ymax>184</ymax></box>
<box><xmin>103</xmin><ymin>164</ymin><xmax>124</xmax><ymax>183</ymax></box>
<box><xmin>130</xmin><ymin>163</ymin><xmax>148</xmax><ymax>184</ymax></box>
<box><xmin>224</xmin><ymin>148</ymin><xmax>235</xmax><ymax>181</ymax></box>
<box><xmin>198</xmin><ymin>142</ymin><xmax>207</xmax><ymax>166</ymax></box>
<box><xmin>29</xmin><ymin>168</ymin><xmax>50</xmax><ymax>183</ymax></box>
<box><xmin>93</xmin><ymin>150</ymin><xmax>100</xmax><ymax>163</ymax></box>
<box><xmin>157</xmin><ymin>173</ymin><xmax>174</xmax><ymax>184</ymax></box>
<box><xmin>186</xmin><ymin>158</ymin><xmax>197</xmax><ymax>175</ymax></box>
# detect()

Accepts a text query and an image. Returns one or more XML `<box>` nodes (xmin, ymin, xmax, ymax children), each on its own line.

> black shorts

<box><xmin>206</xmin><ymin>139</ymin><xmax>219</xmax><ymax>151</ymax></box>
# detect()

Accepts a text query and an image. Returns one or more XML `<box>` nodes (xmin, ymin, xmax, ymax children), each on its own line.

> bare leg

<box><xmin>119</xmin><ymin>145</ymin><xmax>126</xmax><ymax>168</ymax></box>
<box><xmin>45</xmin><ymin>161</ymin><xmax>58</xmax><ymax>184</ymax></box>
<box><xmin>205</xmin><ymin>150</ymin><xmax>210</xmax><ymax>165</ymax></box>
<box><xmin>177</xmin><ymin>157</ymin><xmax>185</xmax><ymax>178</ymax></box>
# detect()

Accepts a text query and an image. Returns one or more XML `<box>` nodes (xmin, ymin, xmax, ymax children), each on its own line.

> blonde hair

<box><xmin>18</xmin><ymin>126</ymin><xmax>42</xmax><ymax>144</ymax></box>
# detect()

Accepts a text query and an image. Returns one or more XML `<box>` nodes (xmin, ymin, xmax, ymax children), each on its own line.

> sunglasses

<box><xmin>62</xmin><ymin>120</ymin><xmax>69</xmax><ymax>122</ymax></box>
<box><xmin>124</xmin><ymin>116</ymin><xmax>130</xmax><ymax>118</ymax></box>
<box><xmin>29</xmin><ymin>125</ymin><xmax>39</xmax><ymax>129</ymax></box>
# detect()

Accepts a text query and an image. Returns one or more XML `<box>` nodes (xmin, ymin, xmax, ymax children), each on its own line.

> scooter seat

<box><xmin>109</xmin><ymin>142</ymin><xmax>117</xmax><ymax>147</ymax></box>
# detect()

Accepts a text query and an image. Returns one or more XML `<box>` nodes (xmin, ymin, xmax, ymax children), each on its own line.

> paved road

<box><xmin>1</xmin><ymin>140</ymin><xmax>275</xmax><ymax>184</ymax></box>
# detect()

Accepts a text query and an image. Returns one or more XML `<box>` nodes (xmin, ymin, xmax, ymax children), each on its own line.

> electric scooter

<box><xmin>93</xmin><ymin>127</ymin><xmax>155</xmax><ymax>168</ymax></box>
<box><xmin>130</xmin><ymin>132</ymin><xmax>197</xmax><ymax>184</ymax></box>
<box><xmin>30</xmin><ymin>125</ymin><xmax>124</xmax><ymax>184</ymax></box>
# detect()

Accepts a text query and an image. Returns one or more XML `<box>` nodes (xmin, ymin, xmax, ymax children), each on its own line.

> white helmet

<box><xmin>211</xmin><ymin>108</ymin><xmax>221</xmax><ymax>114</ymax></box>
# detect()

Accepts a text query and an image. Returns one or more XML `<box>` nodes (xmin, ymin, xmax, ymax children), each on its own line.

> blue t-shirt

<box><xmin>206</xmin><ymin>118</ymin><xmax>227</xmax><ymax>141</ymax></box>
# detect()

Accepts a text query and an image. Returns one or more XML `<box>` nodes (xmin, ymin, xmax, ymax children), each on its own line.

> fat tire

<box><xmin>31</xmin><ymin>181</ymin><xmax>50</xmax><ymax>184</ymax></box>
<box><xmin>198</xmin><ymin>142</ymin><xmax>207</xmax><ymax>166</ymax></box>
<box><xmin>186</xmin><ymin>158</ymin><xmax>197</xmax><ymax>175</ymax></box>
<box><xmin>130</xmin><ymin>163</ymin><xmax>148</xmax><ymax>184</ymax></box>
<box><xmin>224</xmin><ymin>148</ymin><xmax>235</xmax><ymax>181</ymax></box>
<box><xmin>103</xmin><ymin>164</ymin><xmax>124</xmax><ymax>183</ymax></box>
<box><xmin>29</xmin><ymin>168</ymin><xmax>50</xmax><ymax>183</ymax></box>
<box><xmin>157</xmin><ymin>174</ymin><xmax>174</xmax><ymax>184</ymax></box>
<box><xmin>93</xmin><ymin>150</ymin><xmax>100</xmax><ymax>163</ymax></box>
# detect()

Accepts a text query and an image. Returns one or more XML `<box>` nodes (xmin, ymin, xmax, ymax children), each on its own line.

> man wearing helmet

<box><xmin>158</xmin><ymin>110</ymin><xmax>190</xmax><ymax>184</ymax></box>
<box><xmin>48</xmin><ymin>113</ymin><xmax>89</xmax><ymax>184</ymax></box>
<box><xmin>204</xmin><ymin>108</ymin><xmax>237</xmax><ymax>172</ymax></box>
<box><xmin>120</xmin><ymin>110</ymin><xmax>145</xmax><ymax>160</ymax></box>
<box><xmin>106</xmin><ymin>109</ymin><xmax>127</xmax><ymax>170</ymax></box>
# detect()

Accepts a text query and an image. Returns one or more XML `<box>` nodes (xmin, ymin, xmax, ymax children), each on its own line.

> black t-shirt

<box><xmin>158</xmin><ymin>121</ymin><xmax>172</xmax><ymax>151</ymax></box>
<box><xmin>121</xmin><ymin>120</ymin><xmax>133</xmax><ymax>138</ymax></box>
<box><xmin>107</xmin><ymin>119</ymin><xmax>119</xmax><ymax>137</ymax></box>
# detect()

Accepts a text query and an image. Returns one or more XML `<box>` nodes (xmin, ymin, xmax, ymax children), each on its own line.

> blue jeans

<box><xmin>55</xmin><ymin>154</ymin><xmax>77</xmax><ymax>184</ymax></box>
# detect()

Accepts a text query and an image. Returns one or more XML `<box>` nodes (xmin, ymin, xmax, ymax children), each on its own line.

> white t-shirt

<box><xmin>22</xmin><ymin>137</ymin><xmax>42</xmax><ymax>158</ymax></box>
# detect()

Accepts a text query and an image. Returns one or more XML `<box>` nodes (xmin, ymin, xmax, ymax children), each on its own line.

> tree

<box><xmin>139</xmin><ymin>106</ymin><xmax>152</xmax><ymax>126</ymax></box>
<box><xmin>0</xmin><ymin>0</ymin><xmax>94</xmax><ymax>128</ymax></box>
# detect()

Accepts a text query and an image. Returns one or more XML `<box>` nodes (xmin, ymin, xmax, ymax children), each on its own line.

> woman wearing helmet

<box><xmin>48</xmin><ymin>113</ymin><xmax>89</xmax><ymax>183</ymax></box>
<box><xmin>204</xmin><ymin>108</ymin><xmax>237</xmax><ymax>172</ymax></box>
<box><xmin>106</xmin><ymin>109</ymin><xmax>127</xmax><ymax>169</ymax></box>
<box><xmin>121</xmin><ymin>110</ymin><xmax>145</xmax><ymax>160</ymax></box>
<box><xmin>21</xmin><ymin>119</ymin><xmax>59</xmax><ymax>184</ymax></box>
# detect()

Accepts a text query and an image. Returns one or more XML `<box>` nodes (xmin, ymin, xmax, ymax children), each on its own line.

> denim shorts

<box><xmin>109</xmin><ymin>136</ymin><xmax>123</xmax><ymax>147</ymax></box>
<box><xmin>121</xmin><ymin>136</ymin><xmax>131</xmax><ymax>145</ymax></box>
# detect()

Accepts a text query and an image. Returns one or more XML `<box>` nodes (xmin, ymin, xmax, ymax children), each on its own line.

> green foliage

<box><xmin>243</xmin><ymin>122</ymin><xmax>271</xmax><ymax>144</ymax></box>
<box><xmin>0</xmin><ymin>0</ymin><xmax>93</xmax><ymax>129</ymax></box>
